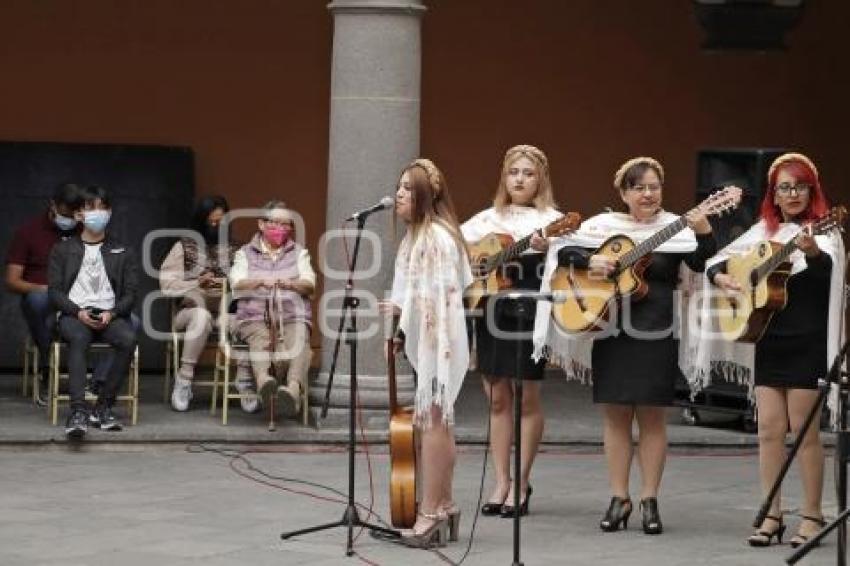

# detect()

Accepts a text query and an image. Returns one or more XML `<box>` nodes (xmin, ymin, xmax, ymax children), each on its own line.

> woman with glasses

<box><xmin>706</xmin><ymin>153</ymin><xmax>844</xmax><ymax>548</ymax></box>
<box><xmin>544</xmin><ymin>156</ymin><xmax>716</xmax><ymax>534</ymax></box>
<box><xmin>229</xmin><ymin>201</ymin><xmax>316</xmax><ymax>420</ymax></box>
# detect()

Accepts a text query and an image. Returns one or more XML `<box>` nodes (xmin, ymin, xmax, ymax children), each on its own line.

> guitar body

<box><xmin>716</xmin><ymin>241</ymin><xmax>792</xmax><ymax>342</ymax></box>
<box><xmin>466</xmin><ymin>233</ymin><xmax>516</xmax><ymax>310</ymax></box>
<box><xmin>388</xmin><ymin>407</ymin><xmax>417</xmax><ymax>528</ymax></box>
<box><xmin>386</xmin><ymin>339</ymin><xmax>417</xmax><ymax>528</ymax></box>
<box><xmin>551</xmin><ymin>234</ymin><xmax>649</xmax><ymax>333</ymax></box>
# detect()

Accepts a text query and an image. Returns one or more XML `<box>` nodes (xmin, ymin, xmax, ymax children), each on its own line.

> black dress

<box><xmin>708</xmin><ymin>251</ymin><xmax>832</xmax><ymax>389</ymax></box>
<box><xmin>559</xmin><ymin>233</ymin><xmax>717</xmax><ymax>405</ymax></box>
<box><xmin>475</xmin><ymin>253</ymin><xmax>547</xmax><ymax>380</ymax></box>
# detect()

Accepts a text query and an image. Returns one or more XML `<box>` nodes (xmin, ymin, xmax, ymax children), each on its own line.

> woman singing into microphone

<box><xmin>379</xmin><ymin>158</ymin><xmax>472</xmax><ymax>548</ymax></box>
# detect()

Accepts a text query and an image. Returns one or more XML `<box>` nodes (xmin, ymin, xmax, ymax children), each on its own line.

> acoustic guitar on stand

<box><xmin>550</xmin><ymin>186</ymin><xmax>742</xmax><ymax>333</ymax></box>
<box><xmin>716</xmin><ymin>205</ymin><xmax>847</xmax><ymax>342</ymax></box>
<box><xmin>465</xmin><ymin>213</ymin><xmax>582</xmax><ymax>310</ymax></box>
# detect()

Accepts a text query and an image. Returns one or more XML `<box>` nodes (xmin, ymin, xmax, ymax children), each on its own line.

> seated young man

<box><xmin>48</xmin><ymin>185</ymin><xmax>139</xmax><ymax>439</ymax></box>
<box><xmin>5</xmin><ymin>183</ymin><xmax>82</xmax><ymax>405</ymax></box>
<box><xmin>229</xmin><ymin>201</ymin><xmax>314</xmax><ymax>419</ymax></box>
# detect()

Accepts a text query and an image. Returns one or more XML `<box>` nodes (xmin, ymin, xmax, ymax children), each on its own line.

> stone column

<box><xmin>312</xmin><ymin>0</ymin><xmax>426</xmax><ymax>427</ymax></box>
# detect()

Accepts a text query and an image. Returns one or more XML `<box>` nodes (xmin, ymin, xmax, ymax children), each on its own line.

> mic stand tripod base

<box><xmin>281</xmin><ymin>315</ymin><xmax>400</xmax><ymax>554</ymax></box>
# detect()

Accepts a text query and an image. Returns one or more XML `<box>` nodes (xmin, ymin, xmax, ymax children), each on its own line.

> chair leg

<box><xmin>222</xmin><ymin>353</ymin><xmax>230</xmax><ymax>425</ymax></box>
<box><xmin>163</xmin><ymin>341</ymin><xmax>171</xmax><ymax>403</ymax></box>
<box><xmin>131</xmin><ymin>347</ymin><xmax>139</xmax><ymax>425</ymax></box>
<box><xmin>302</xmin><ymin>382</ymin><xmax>309</xmax><ymax>427</ymax></box>
<box><xmin>50</xmin><ymin>342</ymin><xmax>59</xmax><ymax>425</ymax></box>
<box><xmin>31</xmin><ymin>348</ymin><xmax>39</xmax><ymax>403</ymax></box>
<box><xmin>22</xmin><ymin>338</ymin><xmax>30</xmax><ymax>397</ymax></box>
<box><xmin>210</xmin><ymin>350</ymin><xmax>221</xmax><ymax>416</ymax></box>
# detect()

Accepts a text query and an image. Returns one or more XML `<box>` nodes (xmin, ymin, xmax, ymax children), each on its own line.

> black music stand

<box><xmin>786</xmin><ymin>341</ymin><xmax>850</xmax><ymax>565</ymax></box>
<box><xmin>280</xmin><ymin>215</ymin><xmax>398</xmax><ymax>555</ymax></box>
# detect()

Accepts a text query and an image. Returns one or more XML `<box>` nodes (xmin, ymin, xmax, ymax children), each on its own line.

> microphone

<box><xmin>345</xmin><ymin>196</ymin><xmax>395</xmax><ymax>222</ymax></box>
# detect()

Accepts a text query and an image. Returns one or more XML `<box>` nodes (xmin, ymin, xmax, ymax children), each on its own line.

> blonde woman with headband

<box><xmin>704</xmin><ymin>153</ymin><xmax>844</xmax><ymax>548</ymax></box>
<box><xmin>461</xmin><ymin>145</ymin><xmax>562</xmax><ymax>519</ymax></box>
<box><xmin>379</xmin><ymin>159</ymin><xmax>472</xmax><ymax>548</ymax></box>
<box><xmin>541</xmin><ymin>157</ymin><xmax>717</xmax><ymax>535</ymax></box>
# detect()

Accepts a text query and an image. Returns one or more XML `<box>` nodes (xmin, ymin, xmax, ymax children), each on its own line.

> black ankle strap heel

<box><xmin>600</xmin><ymin>496</ymin><xmax>632</xmax><ymax>532</ymax></box>
<box><xmin>640</xmin><ymin>497</ymin><xmax>663</xmax><ymax>535</ymax></box>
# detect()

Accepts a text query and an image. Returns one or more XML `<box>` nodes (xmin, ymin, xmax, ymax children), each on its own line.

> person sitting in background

<box><xmin>159</xmin><ymin>195</ymin><xmax>239</xmax><ymax>411</ymax></box>
<box><xmin>48</xmin><ymin>185</ymin><xmax>139</xmax><ymax>439</ymax></box>
<box><xmin>6</xmin><ymin>183</ymin><xmax>82</xmax><ymax>405</ymax></box>
<box><xmin>229</xmin><ymin>201</ymin><xmax>314</xmax><ymax>419</ymax></box>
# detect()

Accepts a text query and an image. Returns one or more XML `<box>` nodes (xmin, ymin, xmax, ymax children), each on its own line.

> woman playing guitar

<box><xmin>705</xmin><ymin>153</ymin><xmax>846</xmax><ymax>548</ymax></box>
<box><xmin>549</xmin><ymin>156</ymin><xmax>718</xmax><ymax>535</ymax></box>
<box><xmin>461</xmin><ymin>144</ymin><xmax>562</xmax><ymax>519</ymax></box>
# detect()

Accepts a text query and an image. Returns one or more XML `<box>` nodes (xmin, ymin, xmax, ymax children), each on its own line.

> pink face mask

<box><xmin>263</xmin><ymin>225</ymin><xmax>291</xmax><ymax>247</ymax></box>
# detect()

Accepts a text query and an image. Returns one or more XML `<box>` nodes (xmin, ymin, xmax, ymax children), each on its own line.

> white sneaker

<box><xmin>235</xmin><ymin>378</ymin><xmax>260</xmax><ymax>414</ymax></box>
<box><xmin>171</xmin><ymin>376</ymin><xmax>193</xmax><ymax>412</ymax></box>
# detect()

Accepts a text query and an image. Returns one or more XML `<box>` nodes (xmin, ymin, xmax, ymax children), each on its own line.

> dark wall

<box><xmin>421</xmin><ymin>0</ymin><xmax>850</xmax><ymax>220</ymax></box>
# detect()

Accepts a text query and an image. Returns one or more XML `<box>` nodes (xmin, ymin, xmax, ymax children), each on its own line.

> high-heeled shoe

<box><xmin>600</xmin><ymin>496</ymin><xmax>632</xmax><ymax>532</ymax></box>
<box><xmin>399</xmin><ymin>511</ymin><xmax>449</xmax><ymax>548</ymax></box>
<box><xmin>748</xmin><ymin>514</ymin><xmax>785</xmax><ymax>547</ymax></box>
<box><xmin>501</xmin><ymin>485</ymin><xmax>532</xmax><ymax>518</ymax></box>
<box><xmin>441</xmin><ymin>502</ymin><xmax>461</xmax><ymax>542</ymax></box>
<box><xmin>640</xmin><ymin>497</ymin><xmax>663</xmax><ymax>535</ymax></box>
<box><xmin>789</xmin><ymin>515</ymin><xmax>826</xmax><ymax>548</ymax></box>
<box><xmin>482</xmin><ymin>497</ymin><xmax>507</xmax><ymax>516</ymax></box>
<box><xmin>481</xmin><ymin>483</ymin><xmax>510</xmax><ymax>516</ymax></box>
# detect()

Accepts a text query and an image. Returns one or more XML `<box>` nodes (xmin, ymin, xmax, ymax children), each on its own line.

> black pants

<box><xmin>57</xmin><ymin>315</ymin><xmax>137</xmax><ymax>410</ymax></box>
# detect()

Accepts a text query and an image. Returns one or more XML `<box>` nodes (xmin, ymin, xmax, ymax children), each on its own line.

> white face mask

<box><xmin>82</xmin><ymin>210</ymin><xmax>111</xmax><ymax>233</ymax></box>
<box><xmin>53</xmin><ymin>214</ymin><xmax>78</xmax><ymax>231</ymax></box>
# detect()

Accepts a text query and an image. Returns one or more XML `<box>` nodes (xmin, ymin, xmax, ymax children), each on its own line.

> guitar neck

<box><xmin>754</xmin><ymin>237</ymin><xmax>800</xmax><ymax>281</ymax></box>
<box><xmin>387</xmin><ymin>339</ymin><xmax>399</xmax><ymax>414</ymax></box>
<box><xmin>619</xmin><ymin>216</ymin><xmax>689</xmax><ymax>269</ymax></box>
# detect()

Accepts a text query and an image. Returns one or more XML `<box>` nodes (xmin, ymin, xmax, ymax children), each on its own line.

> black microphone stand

<box><xmin>497</xmin><ymin>289</ymin><xmax>562</xmax><ymax>566</ymax></box>
<box><xmin>281</xmin><ymin>213</ymin><xmax>399</xmax><ymax>555</ymax></box>
<box><xmin>786</xmin><ymin>340</ymin><xmax>850</xmax><ymax>565</ymax></box>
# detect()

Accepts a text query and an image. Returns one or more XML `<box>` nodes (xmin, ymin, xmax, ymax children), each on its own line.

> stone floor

<box><xmin>0</xmin><ymin>445</ymin><xmax>843</xmax><ymax>566</ymax></box>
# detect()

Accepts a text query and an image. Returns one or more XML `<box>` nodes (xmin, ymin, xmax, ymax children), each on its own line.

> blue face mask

<box><xmin>53</xmin><ymin>214</ymin><xmax>77</xmax><ymax>231</ymax></box>
<box><xmin>82</xmin><ymin>210</ymin><xmax>111</xmax><ymax>234</ymax></box>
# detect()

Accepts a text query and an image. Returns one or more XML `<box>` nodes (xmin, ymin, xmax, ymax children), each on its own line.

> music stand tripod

<box><xmin>786</xmin><ymin>340</ymin><xmax>850</xmax><ymax>565</ymax></box>
<box><xmin>499</xmin><ymin>290</ymin><xmax>563</xmax><ymax>566</ymax></box>
<box><xmin>280</xmin><ymin>214</ymin><xmax>399</xmax><ymax>555</ymax></box>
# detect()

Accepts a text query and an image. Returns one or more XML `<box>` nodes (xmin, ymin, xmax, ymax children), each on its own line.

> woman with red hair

<box><xmin>707</xmin><ymin>153</ymin><xmax>845</xmax><ymax>548</ymax></box>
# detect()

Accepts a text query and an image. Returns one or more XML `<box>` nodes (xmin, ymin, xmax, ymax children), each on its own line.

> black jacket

<box><xmin>47</xmin><ymin>235</ymin><xmax>139</xmax><ymax>318</ymax></box>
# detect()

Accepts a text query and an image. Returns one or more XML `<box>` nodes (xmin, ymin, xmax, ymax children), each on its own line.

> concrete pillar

<box><xmin>312</xmin><ymin>0</ymin><xmax>425</xmax><ymax>426</ymax></box>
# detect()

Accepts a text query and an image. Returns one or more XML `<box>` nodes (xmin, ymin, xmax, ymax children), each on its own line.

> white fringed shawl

<box><xmin>532</xmin><ymin>211</ymin><xmax>699</xmax><ymax>381</ymax></box>
<box><xmin>684</xmin><ymin>220</ymin><xmax>846</xmax><ymax>421</ymax></box>
<box><xmin>390</xmin><ymin>222</ymin><xmax>473</xmax><ymax>427</ymax></box>
<box><xmin>461</xmin><ymin>205</ymin><xmax>562</xmax><ymax>245</ymax></box>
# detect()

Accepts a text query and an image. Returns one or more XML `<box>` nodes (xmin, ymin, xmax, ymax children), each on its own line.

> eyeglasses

<box><xmin>775</xmin><ymin>182</ymin><xmax>811</xmax><ymax>196</ymax></box>
<box><xmin>627</xmin><ymin>183</ymin><xmax>662</xmax><ymax>194</ymax></box>
<box><xmin>263</xmin><ymin>218</ymin><xmax>293</xmax><ymax>227</ymax></box>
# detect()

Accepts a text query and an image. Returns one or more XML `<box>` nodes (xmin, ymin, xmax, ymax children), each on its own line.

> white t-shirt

<box><xmin>68</xmin><ymin>242</ymin><xmax>116</xmax><ymax>310</ymax></box>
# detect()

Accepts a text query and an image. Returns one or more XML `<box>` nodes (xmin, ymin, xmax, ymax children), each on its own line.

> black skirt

<box><xmin>755</xmin><ymin>333</ymin><xmax>826</xmax><ymax>390</ymax></box>
<box><xmin>474</xmin><ymin>253</ymin><xmax>546</xmax><ymax>381</ymax></box>
<box><xmin>591</xmin><ymin>334</ymin><xmax>681</xmax><ymax>406</ymax></box>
